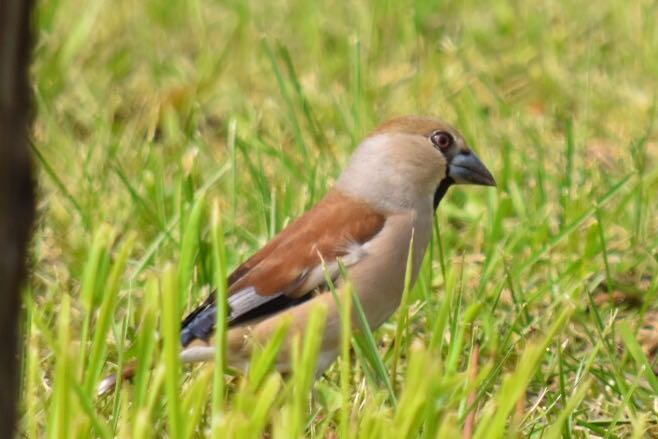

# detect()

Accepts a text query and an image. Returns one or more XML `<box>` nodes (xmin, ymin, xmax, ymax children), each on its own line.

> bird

<box><xmin>98</xmin><ymin>115</ymin><xmax>495</xmax><ymax>395</ymax></box>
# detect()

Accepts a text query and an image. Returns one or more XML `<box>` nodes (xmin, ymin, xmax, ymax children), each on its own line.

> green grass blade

<box><xmin>161</xmin><ymin>266</ymin><xmax>183</xmax><ymax>438</ymax></box>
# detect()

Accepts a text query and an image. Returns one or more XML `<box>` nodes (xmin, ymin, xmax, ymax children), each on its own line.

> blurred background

<box><xmin>26</xmin><ymin>0</ymin><xmax>657</xmax><ymax>437</ymax></box>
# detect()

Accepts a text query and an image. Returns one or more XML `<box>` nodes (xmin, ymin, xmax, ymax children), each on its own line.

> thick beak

<box><xmin>448</xmin><ymin>151</ymin><xmax>496</xmax><ymax>187</ymax></box>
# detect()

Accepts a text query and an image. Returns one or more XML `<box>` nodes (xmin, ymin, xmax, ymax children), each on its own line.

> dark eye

<box><xmin>431</xmin><ymin>131</ymin><xmax>454</xmax><ymax>150</ymax></box>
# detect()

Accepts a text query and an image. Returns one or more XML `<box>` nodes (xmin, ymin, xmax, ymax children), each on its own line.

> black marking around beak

<box><xmin>433</xmin><ymin>151</ymin><xmax>495</xmax><ymax>210</ymax></box>
<box><xmin>448</xmin><ymin>151</ymin><xmax>496</xmax><ymax>187</ymax></box>
<box><xmin>433</xmin><ymin>176</ymin><xmax>454</xmax><ymax>210</ymax></box>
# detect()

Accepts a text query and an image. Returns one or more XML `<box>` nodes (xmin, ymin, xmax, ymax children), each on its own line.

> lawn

<box><xmin>25</xmin><ymin>0</ymin><xmax>658</xmax><ymax>437</ymax></box>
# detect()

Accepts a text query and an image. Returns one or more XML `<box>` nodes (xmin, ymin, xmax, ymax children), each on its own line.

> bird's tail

<box><xmin>97</xmin><ymin>342</ymin><xmax>218</xmax><ymax>397</ymax></box>
<box><xmin>97</xmin><ymin>361</ymin><xmax>138</xmax><ymax>397</ymax></box>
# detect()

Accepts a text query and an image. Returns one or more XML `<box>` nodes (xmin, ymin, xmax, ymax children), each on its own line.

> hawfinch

<box><xmin>99</xmin><ymin>115</ymin><xmax>495</xmax><ymax>394</ymax></box>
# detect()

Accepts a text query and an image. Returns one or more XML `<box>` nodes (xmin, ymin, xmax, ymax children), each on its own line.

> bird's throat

<box><xmin>433</xmin><ymin>177</ymin><xmax>454</xmax><ymax>210</ymax></box>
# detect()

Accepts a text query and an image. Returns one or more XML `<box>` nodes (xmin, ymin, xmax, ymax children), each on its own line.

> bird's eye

<box><xmin>431</xmin><ymin>131</ymin><xmax>454</xmax><ymax>150</ymax></box>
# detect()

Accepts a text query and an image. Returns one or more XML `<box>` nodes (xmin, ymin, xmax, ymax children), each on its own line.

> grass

<box><xmin>25</xmin><ymin>0</ymin><xmax>658</xmax><ymax>437</ymax></box>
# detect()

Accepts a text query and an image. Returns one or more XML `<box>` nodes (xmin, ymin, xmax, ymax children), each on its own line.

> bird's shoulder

<box><xmin>226</xmin><ymin>189</ymin><xmax>387</xmax><ymax>297</ymax></box>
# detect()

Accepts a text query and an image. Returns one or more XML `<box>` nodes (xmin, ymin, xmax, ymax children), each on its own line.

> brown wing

<box><xmin>179</xmin><ymin>190</ymin><xmax>386</xmax><ymax>346</ymax></box>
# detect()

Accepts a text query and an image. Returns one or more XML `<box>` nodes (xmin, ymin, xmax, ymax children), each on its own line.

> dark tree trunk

<box><xmin>0</xmin><ymin>0</ymin><xmax>36</xmax><ymax>436</ymax></box>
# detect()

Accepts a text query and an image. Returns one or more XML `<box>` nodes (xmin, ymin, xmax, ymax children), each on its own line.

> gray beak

<box><xmin>448</xmin><ymin>152</ymin><xmax>496</xmax><ymax>187</ymax></box>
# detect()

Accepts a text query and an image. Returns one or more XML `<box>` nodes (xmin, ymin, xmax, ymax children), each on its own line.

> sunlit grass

<box><xmin>24</xmin><ymin>0</ymin><xmax>658</xmax><ymax>437</ymax></box>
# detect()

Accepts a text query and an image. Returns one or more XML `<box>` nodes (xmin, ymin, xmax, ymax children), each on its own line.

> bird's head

<box><xmin>336</xmin><ymin>115</ymin><xmax>496</xmax><ymax>211</ymax></box>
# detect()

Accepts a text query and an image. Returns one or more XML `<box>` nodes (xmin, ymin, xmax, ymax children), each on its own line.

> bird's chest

<box><xmin>348</xmin><ymin>208</ymin><xmax>433</xmax><ymax>329</ymax></box>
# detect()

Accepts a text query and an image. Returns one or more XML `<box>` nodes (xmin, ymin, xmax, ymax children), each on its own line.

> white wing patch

<box><xmin>301</xmin><ymin>240</ymin><xmax>369</xmax><ymax>292</ymax></box>
<box><xmin>228</xmin><ymin>287</ymin><xmax>283</xmax><ymax>320</ymax></box>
